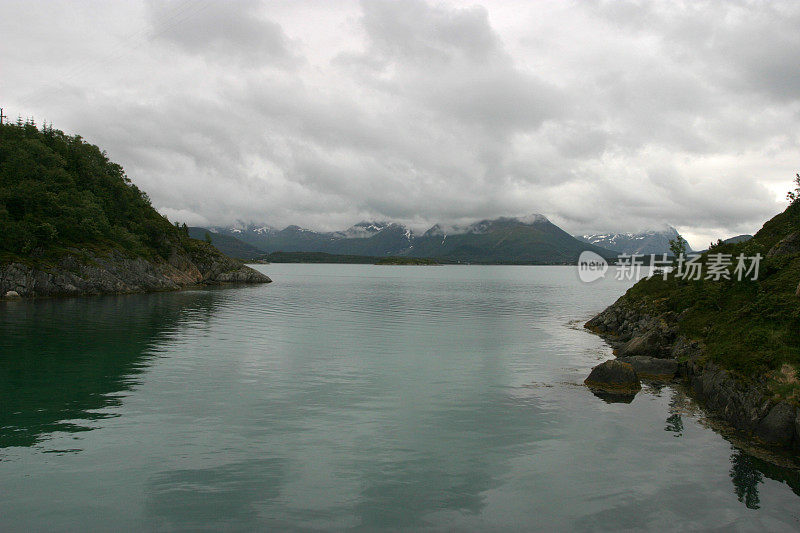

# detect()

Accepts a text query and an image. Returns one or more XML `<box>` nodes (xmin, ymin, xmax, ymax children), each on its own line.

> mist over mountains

<box><xmin>203</xmin><ymin>215</ymin><xmax>631</xmax><ymax>264</ymax></box>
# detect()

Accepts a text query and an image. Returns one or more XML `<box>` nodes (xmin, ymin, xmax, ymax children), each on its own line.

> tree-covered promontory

<box><xmin>0</xmin><ymin>120</ymin><xmax>270</xmax><ymax>296</ymax></box>
<box><xmin>0</xmin><ymin>120</ymin><xmax>184</xmax><ymax>259</ymax></box>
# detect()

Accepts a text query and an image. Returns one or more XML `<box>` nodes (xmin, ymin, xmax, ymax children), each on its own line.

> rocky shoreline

<box><xmin>585</xmin><ymin>297</ymin><xmax>800</xmax><ymax>454</ymax></box>
<box><xmin>0</xmin><ymin>244</ymin><xmax>271</xmax><ymax>298</ymax></box>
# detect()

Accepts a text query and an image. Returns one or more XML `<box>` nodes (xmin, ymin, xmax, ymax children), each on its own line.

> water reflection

<box><xmin>663</xmin><ymin>387</ymin><xmax>800</xmax><ymax>512</ymax></box>
<box><xmin>146</xmin><ymin>458</ymin><xmax>287</xmax><ymax>530</ymax></box>
<box><xmin>664</xmin><ymin>390</ymin><xmax>685</xmax><ymax>437</ymax></box>
<box><xmin>588</xmin><ymin>389</ymin><xmax>637</xmax><ymax>404</ymax></box>
<box><xmin>729</xmin><ymin>448</ymin><xmax>800</xmax><ymax>511</ymax></box>
<box><xmin>353</xmin><ymin>392</ymin><xmax>548</xmax><ymax>529</ymax></box>
<box><xmin>0</xmin><ymin>290</ymin><xmax>222</xmax><ymax>449</ymax></box>
<box><xmin>664</xmin><ymin>413</ymin><xmax>683</xmax><ymax>436</ymax></box>
<box><xmin>730</xmin><ymin>450</ymin><xmax>764</xmax><ymax>509</ymax></box>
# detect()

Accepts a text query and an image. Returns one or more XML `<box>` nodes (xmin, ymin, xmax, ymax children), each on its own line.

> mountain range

<box><xmin>202</xmin><ymin>215</ymin><xmax>621</xmax><ymax>264</ymax></box>
<box><xmin>200</xmin><ymin>217</ymin><xmax>707</xmax><ymax>263</ymax></box>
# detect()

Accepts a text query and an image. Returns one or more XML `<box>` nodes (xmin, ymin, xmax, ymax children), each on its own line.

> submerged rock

<box><xmin>584</xmin><ymin>360</ymin><xmax>641</xmax><ymax>397</ymax></box>
<box><xmin>616</xmin><ymin>356</ymin><xmax>678</xmax><ymax>380</ymax></box>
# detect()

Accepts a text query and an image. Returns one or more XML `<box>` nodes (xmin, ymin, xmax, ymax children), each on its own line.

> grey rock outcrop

<box><xmin>755</xmin><ymin>402</ymin><xmax>798</xmax><ymax>448</ymax></box>
<box><xmin>0</xmin><ymin>244</ymin><xmax>271</xmax><ymax>298</ymax></box>
<box><xmin>616</xmin><ymin>356</ymin><xmax>678</xmax><ymax>380</ymax></box>
<box><xmin>586</xmin><ymin>296</ymin><xmax>800</xmax><ymax>452</ymax></box>
<box><xmin>766</xmin><ymin>231</ymin><xmax>800</xmax><ymax>258</ymax></box>
<box><xmin>617</xmin><ymin>330</ymin><xmax>670</xmax><ymax>358</ymax></box>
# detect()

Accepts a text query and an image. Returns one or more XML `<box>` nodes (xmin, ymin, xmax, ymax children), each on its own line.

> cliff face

<box><xmin>0</xmin><ymin>241</ymin><xmax>271</xmax><ymax>298</ymax></box>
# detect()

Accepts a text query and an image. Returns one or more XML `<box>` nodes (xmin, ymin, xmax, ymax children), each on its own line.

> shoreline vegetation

<box><xmin>584</xmin><ymin>200</ymin><xmax>800</xmax><ymax>454</ymax></box>
<box><xmin>0</xmin><ymin>121</ymin><xmax>270</xmax><ymax>298</ymax></box>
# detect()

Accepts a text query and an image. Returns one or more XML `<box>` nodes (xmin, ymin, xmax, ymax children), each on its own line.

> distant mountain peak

<box><xmin>578</xmin><ymin>225</ymin><xmax>692</xmax><ymax>255</ymax></box>
<box><xmin>342</xmin><ymin>221</ymin><xmax>392</xmax><ymax>239</ymax></box>
<box><xmin>423</xmin><ymin>215</ymin><xmax>550</xmax><ymax>238</ymax></box>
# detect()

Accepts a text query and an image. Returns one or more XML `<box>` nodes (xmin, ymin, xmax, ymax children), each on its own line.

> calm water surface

<box><xmin>1</xmin><ymin>264</ymin><xmax>799</xmax><ymax>531</ymax></box>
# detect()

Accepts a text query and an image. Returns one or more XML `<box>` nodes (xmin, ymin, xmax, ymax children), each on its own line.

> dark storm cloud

<box><xmin>2</xmin><ymin>0</ymin><xmax>798</xmax><ymax>248</ymax></box>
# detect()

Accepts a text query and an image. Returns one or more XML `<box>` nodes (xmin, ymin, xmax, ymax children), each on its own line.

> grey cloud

<box><xmin>147</xmin><ymin>0</ymin><xmax>298</xmax><ymax>66</ymax></box>
<box><xmin>360</xmin><ymin>0</ymin><xmax>501</xmax><ymax>65</ymax></box>
<box><xmin>2</xmin><ymin>0</ymin><xmax>798</xmax><ymax>248</ymax></box>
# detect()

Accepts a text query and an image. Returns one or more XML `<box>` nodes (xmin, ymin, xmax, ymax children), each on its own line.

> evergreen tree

<box><xmin>787</xmin><ymin>173</ymin><xmax>800</xmax><ymax>204</ymax></box>
<box><xmin>668</xmin><ymin>237</ymin><xmax>686</xmax><ymax>260</ymax></box>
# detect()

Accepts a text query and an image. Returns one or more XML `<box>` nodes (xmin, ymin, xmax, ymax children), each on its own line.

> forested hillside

<box><xmin>0</xmin><ymin>120</ymin><xmax>270</xmax><ymax>296</ymax></box>
<box><xmin>0</xmin><ymin>120</ymin><xmax>190</xmax><ymax>260</ymax></box>
<box><xmin>597</xmin><ymin>199</ymin><xmax>800</xmax><ymax>383</ymax></box>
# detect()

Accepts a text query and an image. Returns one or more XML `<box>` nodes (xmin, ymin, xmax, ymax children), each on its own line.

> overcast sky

<box><xmin>2</xmin><ymin>0</ymin><xmax>799</xmax><ymax>248</ymax></box>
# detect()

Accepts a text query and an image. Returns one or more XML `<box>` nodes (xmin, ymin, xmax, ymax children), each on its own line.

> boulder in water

<box><xmin>584</xmin><ymin>360</ymin><xmax>641</xmax><ymax>397</ymax></box>
<box><xmin>4</xmin><ymin>290</ymin><xmax>20</xmax><ymax>299</ymax></box>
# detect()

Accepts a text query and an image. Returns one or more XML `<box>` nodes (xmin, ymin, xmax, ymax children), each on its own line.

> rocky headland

<box><xmin>0</xmin><ymin>121</ymin><xmax>271</xmax><ymax>299</ymax></box>
<box><xmin>582</xmin><ymin>199</ymin><xmax>800</xmax><ymax>454</ymax></box>
<box><xmin>1</xmin><ymin>240</ymin><xmax>271</xmax><ymax>298</ymax></box>
<box><xmin>585</xmin><ymin>295</ymin><xmax>800</xmax><ymax>453</ymax></box>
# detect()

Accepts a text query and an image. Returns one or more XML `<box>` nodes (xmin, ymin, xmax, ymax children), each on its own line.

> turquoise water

<box><xmin>1</xmin><ymin>264</ymin><xmax>798</xmax><ymax>531</ymax></box>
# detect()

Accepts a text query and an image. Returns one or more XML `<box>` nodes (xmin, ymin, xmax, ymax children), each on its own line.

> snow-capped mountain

<box><xmin>337</xmin><ymin>221</ymin><xmax>392</xmax><ymax>239</ymax></box>
<box><xmin>577</xmin><ymin>226</ymin><xmax>692</xmax><ymax>255</ymax></box>
<box><xmin>411</xmin><ymin>215</ymin><xmax>609</xmax><ymax>263</ymax></box>
<box><xmin>209</xmin><ymin>220</ymin><xmax>414</xmax><ymax>256</ymax></box>
<box><xmin>202</xmin><ymin>214</ymin><xmax>611</xmax><ymax>263</ymax></box>
<box><xmin>424</xmin><ymin>215</ymin><xmax>551</xmax><ymax>237</ymax></box>
<box><xmin>210</xmin><ymin>223</ymin><xmax>276</xmax><ymax>237</ymax></box>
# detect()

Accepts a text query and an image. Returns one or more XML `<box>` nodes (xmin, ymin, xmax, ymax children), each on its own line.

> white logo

<box><xmin>578</xmin><ymin>251</ymin><xmax>608</xmax><ymax>283</ymax></box>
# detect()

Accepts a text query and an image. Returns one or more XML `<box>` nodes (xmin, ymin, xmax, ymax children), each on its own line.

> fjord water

<box><xmin>1</xmin><ymin>265</ymin><xmax>798</xmax><ymax>531</ymax></box>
